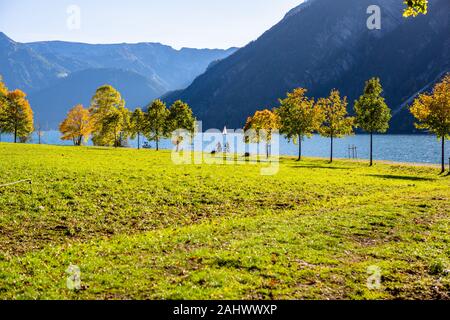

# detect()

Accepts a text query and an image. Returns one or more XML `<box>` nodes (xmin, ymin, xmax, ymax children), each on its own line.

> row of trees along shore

<box><xmin>0</xmin><ymin>74</ymin><xmax>448</xmax><ymax>172</ymax></box>
<box><xmin>244</xmin><ymin>75</ymin><xmax>449</xmax><ymax>173</ymax></box>
<box><xmin>59</xmin><ymin>85</ymin><xmax>196</xmax><ymax>151</ymax></box>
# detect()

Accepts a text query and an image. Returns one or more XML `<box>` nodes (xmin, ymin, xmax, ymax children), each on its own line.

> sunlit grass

<box><xmin>0</xmin><ymin>143</ymin><xmax>448</xmax><ymax>299</ymax></box>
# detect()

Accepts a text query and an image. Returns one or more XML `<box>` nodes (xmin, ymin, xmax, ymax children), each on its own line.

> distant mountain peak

<box><xmin>0</xmin><ymin>31</ymin><xmax>15</xmax><ymax>45</ymax></box>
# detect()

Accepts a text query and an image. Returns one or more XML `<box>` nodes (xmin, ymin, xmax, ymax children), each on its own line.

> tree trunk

<box><xmin>441</xmin><ymin>136</ymin><xmax>445</xmax><ymax>174</ymax></box>
<box><xmin>14</xmin><ymin>127</ymin><xmax>17</xmax><ymax>143</ymax></box>
<box><xmin>370</xmin><ymin>132</ymin><xmax>373</xmax><ymax>166</ymax></box>
<box><xmin>156</xmin><ymin>137</ymin><xmax>159</xmax><ymax>151</ymax></box>
<box><xmin>137</xmin><ymin>133</ymin><xmax>140</xmax><ymax>150</ymax></box>
<box><xmin>297</xmin><ymin>136</ymin><xmax>302</xmax><ymax>161</ymax></box>
<box><xmin>330</xmin><ymin>135</ymin><xmax>334</xmax><ymax>163</ymax></box>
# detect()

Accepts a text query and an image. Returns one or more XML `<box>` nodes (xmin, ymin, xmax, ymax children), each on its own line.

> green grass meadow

<box><xmin>0</xmin><ymin>143</ymin><xmax>449</xmax><ymax>299</ymax></box>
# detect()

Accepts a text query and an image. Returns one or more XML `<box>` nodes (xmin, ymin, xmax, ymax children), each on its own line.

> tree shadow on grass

<box><xmin>292</xmin><ymin>164</ymin><xmax>352</xmax><ymax>170</ymax></box>
<box><xmin>366</xmin><ymin>174</ymin><xmax>436</xmax><ymax>181</ymax></box>
<box><xmin>86</xmin><ymin>147</ymin><xmax>123</xmax><ymax>151</ymax></box>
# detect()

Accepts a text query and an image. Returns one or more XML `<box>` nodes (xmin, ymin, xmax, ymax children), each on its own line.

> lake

<box><xmin>0</xmin><ymin>131</ymin><xmax>448</xmax><ymax>165</ymax></box>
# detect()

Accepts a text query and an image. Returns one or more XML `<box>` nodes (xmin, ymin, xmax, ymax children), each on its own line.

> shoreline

<box><xmin>1</xmin><ymin>142</ymin><xmax>445</xmax><ymax>169</ymax></box>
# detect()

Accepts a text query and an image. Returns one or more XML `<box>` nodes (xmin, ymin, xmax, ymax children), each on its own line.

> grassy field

<box><xmin>0</xmin><ymin>143</ymin><xmax>449</xmax><ymax>300</ymax></box>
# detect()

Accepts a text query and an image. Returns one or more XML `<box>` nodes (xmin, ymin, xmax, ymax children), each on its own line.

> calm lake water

<box><xmin>0</xmin><ymin>131</ymin><xmax>448</xmax><ymax>165</ymax></box>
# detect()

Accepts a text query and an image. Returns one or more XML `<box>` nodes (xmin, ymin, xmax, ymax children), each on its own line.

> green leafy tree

<box><xmin>89</xmin><ymin>85</ymin><xmax>129</xmax><ymax>147</ymax></box>
<box><xmin>106</xmin><ymin>106</ymin><xmax>131</xmax><ymax>148</ymax></box>
<box><xmin>317</xmin><ymin>90</ymin><xmax>354</xmax><ymax>163</ymax></box>
<box><xmin>0</xmin><ymin>89</ymin><xmax>34</xmax><ymax>143</ymax></box>
<box><xmin>145</xmin><ymin>99</ymin><xmax>170</xmax><ymax>151</ymax></box>
<box><xmin>244</xmin><ymin>109</ymin><xmax>280</xmax><ymax>159</ymax></box>
<box><xmin>354</xmin><ymin>78</ymin><xmax>392</xmax><ymax>166</ymax></box>
<box><xmin>410</xmin><ymin>74</ymin><xmax>450</xmax><ymax>173</ymax></box>
<box><xmin>166</xmin><ymin>100</ymin><xmax>196</xmax><ymax>152</ymax></box>
<box><xmin>276</xmin><ymin>88</ymin><xmax>323</xmax><ymax>161</ymax></box>
<box><xmin>130</xmin><ymin>108</ymin><xmax>146</xmax><ymax>150</ymax></box>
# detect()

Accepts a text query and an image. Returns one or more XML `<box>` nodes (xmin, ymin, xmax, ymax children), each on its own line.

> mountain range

<box><xmin>1</xmin><ymin>0</ymin><xmax>449</xmax><ymax>132</ymax></box>
<box><xmin>165</xmin><ymin>0</ymin><xmax>450</xmax><ymax>133</ymax></box>
<box><xmin>0</xmin><ymin>31</ymin><xmax>236</xmax><ymax>127</ymax></box>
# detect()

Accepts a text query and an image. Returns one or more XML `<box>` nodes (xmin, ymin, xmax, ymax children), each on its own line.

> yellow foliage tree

<box><xmin>403</xmin><ymin>0</ymin><xmax>428</xmax><ymax>17</ymax></box>
<box><xmin>317</xmin><ymin>90</ymin><xmax>354</xmax><ymax>163</ymax></box>
<box><xmin>0</xmin><ymin>75</ymin><xmax>7</xmax><ymax>96</ymax></box>
<box><xmin>0</xmin><ymin>89</ymin><xmax>34</xmax><ymax>143</ymax></box>
<box><xmin>410</xmin><ymin>74</ymin><xmax>450</xmax><ymax>173</ymax></box>
<box><xmin>59</xmin><ymin>105</ymin><xmax>93</xmax><ymax>146</ymax></box>
<box><xmin>276</xmin><ymin>88</ymin><xmax>323</xmax><ymax>161</ymax></box>
<box><xmin>89</xmin><ymin>85</ymin><xmax>130</xmax><ymax>147</ymax></box>
<box><xmin>0</xmin><ymin>76</ymin><xmax>8</xmax><ymax>138</ymax></box>
<box><xmin>244</xmin><ymin>109</ymin><xmax>280</xmax><ymax>159</ymax></box>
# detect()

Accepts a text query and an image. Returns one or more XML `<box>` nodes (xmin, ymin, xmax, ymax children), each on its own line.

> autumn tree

<box><xmin>244</xmin><ymin>109</ymin><xmax>280</xmax><ymax>159</ymax></box>
<box><xmin>166</xmin><ymin>100</ymin><xmax>196</xmax><ymax>152</ymax></box>
<box><xmin>276</xmin><ymin>88</ymin><xmax>323</xmax><ymax>161</ymax></box>
<box><xmin>89</xmin><ymin>85</ymin><xmax>130</xmax><ymax>147</ymax></box>
<box><xmin>410</xmin><ymin>74</ymin><xmax>450</xmax><ymax>173</ymax></box>
<box><xmin>317</xmin><ymin>90</ymin><xmax>354</xmax><ymax>163</ymax></box>
<box><xmin>0</xmin><ymin>76</ymin><xmax>8</xmax><ymax>139</ymax></box>
<box><xmin>0</xmin><ymin>89</ymin><xmax>34</xmax><ymax>143</ymax></box>
<box><xmin>145</xmin><ymin>99</ymin><xmax>170</xmax><ymax>151</ymax></box>
<box><xmin>130</xmin><ymin>107</ymin><xmax>146</xmax><ymax>150</ymax></box>
<box><xmin>354</xmin><ymin>78</ymin><xmax>391</xmax><ymax>166</ymax></box>
<box><xmin>59</xmin><ymin>104</ymin><xmax>93</xmax><ymax>146</ymax></box>
<box><xmin>0</xmin><ymin>76</ymin><xmax>7</xmax><ymax>97</ymax></box>
<box><xmin>404</xmin><ymin>0</ymin><xmax>428</xmax><ymax>17</ymax></box>
<box><xmin>0</xmin><ymin>75</ymin><xmax>8</xmax><ymax>96</ymax></box>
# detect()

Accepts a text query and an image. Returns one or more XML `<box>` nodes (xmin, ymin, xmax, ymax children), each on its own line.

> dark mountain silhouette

<box><xmin>165</xmin><ymin>0</ymin><xmax>450</xmax><ymax>132</ymax></box>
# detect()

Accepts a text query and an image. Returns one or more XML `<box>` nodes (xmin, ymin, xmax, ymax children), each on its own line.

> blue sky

<box><xmin>0</xmin><ymin>0</ymin><xmax>303</xmax><ymax>49</ymax></box>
